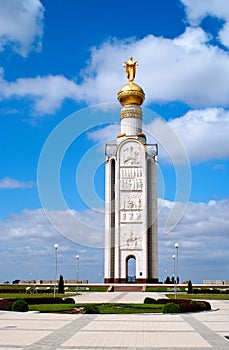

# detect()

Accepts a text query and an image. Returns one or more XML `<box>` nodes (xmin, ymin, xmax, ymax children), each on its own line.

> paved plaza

<box><xmin>0</xmin><ymin>292</ymin><xmax>229</xmax><ymax>349</ymax></box>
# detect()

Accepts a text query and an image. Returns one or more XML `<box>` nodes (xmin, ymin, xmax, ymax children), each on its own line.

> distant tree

<box><xmin>164</xmin><ymin>276</ymin><xmax>171</xmax><ymax>284</ymax></box>
<box><xmin>188</xmin><ymin>280</ymin><xmax>193</xmax><ymax>294</ymax></box>
<box><xmin>12</xmin><ymin>279</ymin><xmax>20</xmax><ymax>284</ymax></box>
<box><xmin>58</xmin><ymin>275</ymin><xmax>65</xmax><ymax>294</ymax></box>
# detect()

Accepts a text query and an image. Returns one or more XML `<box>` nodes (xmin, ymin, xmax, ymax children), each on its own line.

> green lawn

<box><xmin>167</xmin><ymin>293</ymin><xmax>229</xmax><ymax>300</ymax></box>
<box><xmin>29</xmin><ymin>303</ymin><xmax>163</xmax><ymax>313</ymax></box>
<box><xmin>29</xmin><ymin>304</ymin><xmax>77</xmax><ymax>312</ymax></box>
<box><xmin>0</xmin><ymin>293</ymin><xmax>68</xmax><ymax>299</ymax></box>
<box><xmin>95</xmin><ymin>303</ymin><xmax>163</xmax><ymax>314</ymax></box>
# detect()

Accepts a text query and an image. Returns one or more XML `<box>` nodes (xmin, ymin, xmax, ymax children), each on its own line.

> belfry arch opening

<box><xmin>126</xmin><ymin>255</ymin><xmax>136</xmax><ymax>283</ymax></box>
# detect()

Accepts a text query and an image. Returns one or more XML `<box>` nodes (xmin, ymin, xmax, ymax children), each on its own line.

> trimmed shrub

<box><xmin>83</xmin><ymin>304</ymin><xmax>100</xmax><ymax>314</ymax></box>
<box><xmin>11</xmin><ymin>300</ymin><xmax>29</xmax><ymax>312</ymax></box>
<box><xmin>58</xmin><ymin>275</ymin><xmax>65</xmax><ymax>294</ymax></box>
<box><xmin>144</xmin><ymin>297</ymin><xmax>156</xmax><ymax>304</ymax></box>
<box><xmin>63</xmin><ymin>297</ymin><xmax>75</xmax><ymax>304</ymax></box>
<box><xmin>163</xmin><ymin>302</ymin><xmax>180</xmax><ymax>313</ymax></box>
<box><xmin>188</xmin><ymin>280</ymin><xmax>193</xmax><ymax>294</ymax></box>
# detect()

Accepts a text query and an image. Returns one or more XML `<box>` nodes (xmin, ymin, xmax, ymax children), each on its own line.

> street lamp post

<box><xmin>172</xmin><ymin>254</ymin><xmax>176</xmax><ymax>299</ymax></box>
<box><xmin>54</xmin><ymin>244</ymin><xmax>58</xmax><ymax>298</ymax></box>
<box><xmin>76</xmin><ymin>255</ymin><xmax>80</xmax><ymax>294</ymax></box>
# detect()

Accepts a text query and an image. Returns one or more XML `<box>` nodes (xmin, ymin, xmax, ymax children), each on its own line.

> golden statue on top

<box><xmin>118</xmin><ymin>57</ymin><xmax>145</xmax><ymax>106</ymax></box>
<box><xmin>123</xmin><ymin>57</ymin><xmax>138</xmax><ymax>82</ymax></box>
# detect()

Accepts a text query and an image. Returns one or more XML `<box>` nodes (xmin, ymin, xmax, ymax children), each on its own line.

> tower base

<box><xmin>104</xmin><ymin>278</ymin><xmax>159</xmax><ymax>284</ymax></box>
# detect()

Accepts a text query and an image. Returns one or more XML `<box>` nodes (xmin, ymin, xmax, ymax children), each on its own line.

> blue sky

<box><xmin>0</xmin><ymin>0</ymin><xmax>229</xmax><ymax>284</ymax></box>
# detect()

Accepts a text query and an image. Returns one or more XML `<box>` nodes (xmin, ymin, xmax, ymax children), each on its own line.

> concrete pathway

<box><xmin>0</xmin><ymin>293</ymin><xmax>228</xmax><ymax>349</ymax></box>
<box><xmin>73</xmin><ymin>291</ymin><xmax>166</xmax><ymax>304</ymax></box>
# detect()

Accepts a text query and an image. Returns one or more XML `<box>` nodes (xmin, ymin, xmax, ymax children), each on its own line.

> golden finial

<box><xmin>118</xmin><ymin>57</ymin><xmax>145</xmax><ymax>106</ymax></box>
<box><xmin>123</xmin><ymin>57</ymin><xmax>138</xmax><ymax>82</ymax></box>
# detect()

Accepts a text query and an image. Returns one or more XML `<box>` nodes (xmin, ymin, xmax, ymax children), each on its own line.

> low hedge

<box><xmin>192</xmin><ymin>289</ymin><xmax>221</xmax><ymax>294</ymax></box>
<box><xmin>145</xmin><ymin>298</ymin><xmax>211</xmax><ymax>313</ymax></box>
<box><xmin>0</xmin><ymin>299</ymin><xmax>14</xmax><ymax>311</ymax></box>
<box><xmin>0</xmin><ymin>288</ymin><xmax>26</xmax><ymax>294</ymax></box>
<box><xmin>144</xmin><ymin>297</ymin><xmax>156</xmax><ymax>304</ymax></box>
<box><xmin>21</xmin><ymin>297</ymin><xmax>64</xmax><ymax>305</ymax></box>
<box><xmin>0</xmin><ymin>297</ymin><xmax>75</xmax><ymax>310</ymax></box>
<box><xmin>63</xmin><ymin>297</ymin><xmax>75</xmax><ymax>304</ymax></box>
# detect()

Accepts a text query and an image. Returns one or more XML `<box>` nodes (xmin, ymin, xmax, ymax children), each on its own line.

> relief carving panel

<box><xmin>120</xmin><ymin>225</ymin><xmax>142</xmax><ymax>249</ymax></box>
<box><xmin>120</xmin><ymin>210</ymin><xmax>142</xmax><ymax>223</ymax></box>
<box><xmin>119</xmin><ymin>141</ymin><xmax>145</xmax><ymax>250</ymax></box>
<box><xmin>120</xmin><ymin>192</ymin><xmax>143</xmax><ymax>210</ymax></box>
<box><xmin>120</xmin><ymin>143</ymin><xmax>143</xmax><ymax>166</ymax></box>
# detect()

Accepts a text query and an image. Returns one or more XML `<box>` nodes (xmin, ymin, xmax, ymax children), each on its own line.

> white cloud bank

<box><xmin>87</xmin><ymin>107</ymin><xmax>229</xmax><ymax>163</ymax></box>
<box><xmin>1</xmin><ymin>1</ymin><xmax>229</xmax><ymax>114</ymax></box>
<box><xmin>181</xmin><ymin>0</ymin><xmax>229</xmax><ymax>48</ymax></box>
<box><xmin>0</xmin><ymin>0</ymin><xmax>44</xmax><ymax>57</ymax></box>
<box><xmin>0</xmin><ymin>177</ymin><xmax>36</xmax><ymax>189</ymax></box>
<box><xmin>0</xmin><ymin>0</ymin><xmax>229</xmax><ymax>114</ymax></box>
<box><xmin>2</xmin><ymin>26</ymin><xmax>229</xmax><ymax>114</ymax></box>
<box><xmin>0</xmin><ymin>198</ymin><xmax>228</xmax><ymax>282</ymax></box>
<box><xmin>148</xmin><ymin>107</ymin><xmax>229</xmax><ymax>163</ymax></box>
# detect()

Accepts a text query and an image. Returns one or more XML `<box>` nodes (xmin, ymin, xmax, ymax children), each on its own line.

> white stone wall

<box><xmin>121</xmin><ymin>117</ymin><xmax>142</xmax><ymax>136</ymax></box>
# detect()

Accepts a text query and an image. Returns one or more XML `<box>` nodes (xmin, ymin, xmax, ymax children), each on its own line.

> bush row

<box><xmin>0</xmin><ymin>297</ymin><xmax>75</xmax><ymax>311</ymax></box>
<box><xmin>0</xmin><ymin>289</ymin><xmax>26</xmax><ymax>294</ymax></box>
<box><xmin>192</xmin><ymin>289</ymin><xmax>229</xmax><ymax>294</ymax></box>
<box><xmin>144</xmin><ymin>297</ymin><xmax>211</xmax><ymax>313</ymax></box>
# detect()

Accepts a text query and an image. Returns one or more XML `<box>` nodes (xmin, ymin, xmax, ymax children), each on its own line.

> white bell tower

<box><xmin>104</xmin><ymin>58</ymin><xmax>158</xmax><ymax>283</ymax></box>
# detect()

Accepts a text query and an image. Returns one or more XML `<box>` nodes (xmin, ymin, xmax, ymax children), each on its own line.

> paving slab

<box><xmin>0</xmin><ymin>293</ymin><xmax>228</xmax><ymax>349</ymax></box>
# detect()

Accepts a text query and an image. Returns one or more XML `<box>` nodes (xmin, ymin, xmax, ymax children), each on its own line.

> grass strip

<box><xmin>29</xmin><ymin>303</ymin><xmax>163</xmax><ymax>313</ymax></box>
<box><xmin>166</xmin><ymin>293</ymin><xmax>229</xmax><ymax>300</ymax></box>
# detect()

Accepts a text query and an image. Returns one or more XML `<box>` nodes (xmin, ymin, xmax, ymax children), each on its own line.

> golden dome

<box><xmin>117</xmin><ymin>81</ymin><xmax>145</xmax><ymax>106</ymax></box>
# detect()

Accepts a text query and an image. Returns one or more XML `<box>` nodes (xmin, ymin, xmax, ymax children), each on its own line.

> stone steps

<box><xmin>110</xmin><ymin>285</ymin><xmax>145</xmax><ymax>292</ymax></box>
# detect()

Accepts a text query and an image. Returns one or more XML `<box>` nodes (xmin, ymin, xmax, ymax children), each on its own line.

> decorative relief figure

<box><xmin>120</xmin><ymin>143</ymin><xmax>143</xmax><ymax>166</ymax></box>
<box><xmin>120</xmin><ymin>192</ymin><xmax>143</xmax><ymax>210</ymax></box>
<box><xmin>120</xmin><ymin>226</ymin><xmax>142</xmax><ymax>250</ymax></box>
<box><xmin>120</xmin><ymin>210</ymin><xmax>142</xmax><ymax>223</ymax></box>
<box><xmin>120</xmin><ymin>166</ymin><xmax>144</xmax><ymax>191</ymax></box>
<box><xmin>120</xmin><ymin>178</ymin><xmax>143</xmax><ymax>191</ymax></box>
<box><xmin>120</xmin><ymin>168</ymin><xmax>143</xmax><ymax>179</ymax></box>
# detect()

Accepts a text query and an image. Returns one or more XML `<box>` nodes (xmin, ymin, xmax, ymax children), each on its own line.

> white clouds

<box><xmin>0</xmin><ymin>73</ymin><xmax>81</xmax><ymax>115</ymax></box>
<box><xmin>0</xmin><ymin>0</ymin><xmax>44</xmax><ymax>57</ymax></box>
<box><xmin>159</xmin><ymin>197</ymin><xmax>229</xmax><ymax>281</ymax></box>
<box><xmin>0</xmin><ymin>198</ymin><xmax>228</xmax><ymax>282</ymax></box>
<box><xmin>146</xmin><ymin>107</ymin><xmax>229</xmax><ymax>164</ymax></box>
<box><xmin>167</xmin><ymin>108</ymin><xmax>229</xmax><ymax>163</ymax></box>
<box><xmin>87</xmin><ymin>107</ymin><xmax>229</xmax><ymax>164</ymax></box>
<box><xmin>181</xmin><ymin>0</ymin><xmax>229</xmax><ymax>48</ymax></box>
<box><xmin>76</xmin><ymin>29</ymin><xmax>229</xmax><ymax>108</ymax></box>
<box><xmin>0</xmin><ymin>177</ymin><xmax>36</xmax><ymax>189</ymax></box>
<box><xmin>1</xmin><ymin>24</ymin><xmax>229</xmax><ymax>114</ymax></box>
<box><xmin>1</xmin><ymin>2</ymin><xmax>229</xmax><ymax>114</ymax></box>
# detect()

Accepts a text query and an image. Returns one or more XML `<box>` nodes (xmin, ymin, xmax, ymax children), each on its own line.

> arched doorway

<box><xmin>126</xmin><ymin>255</ymin><xmax>136</xmax><ymax>283</ymax></box>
